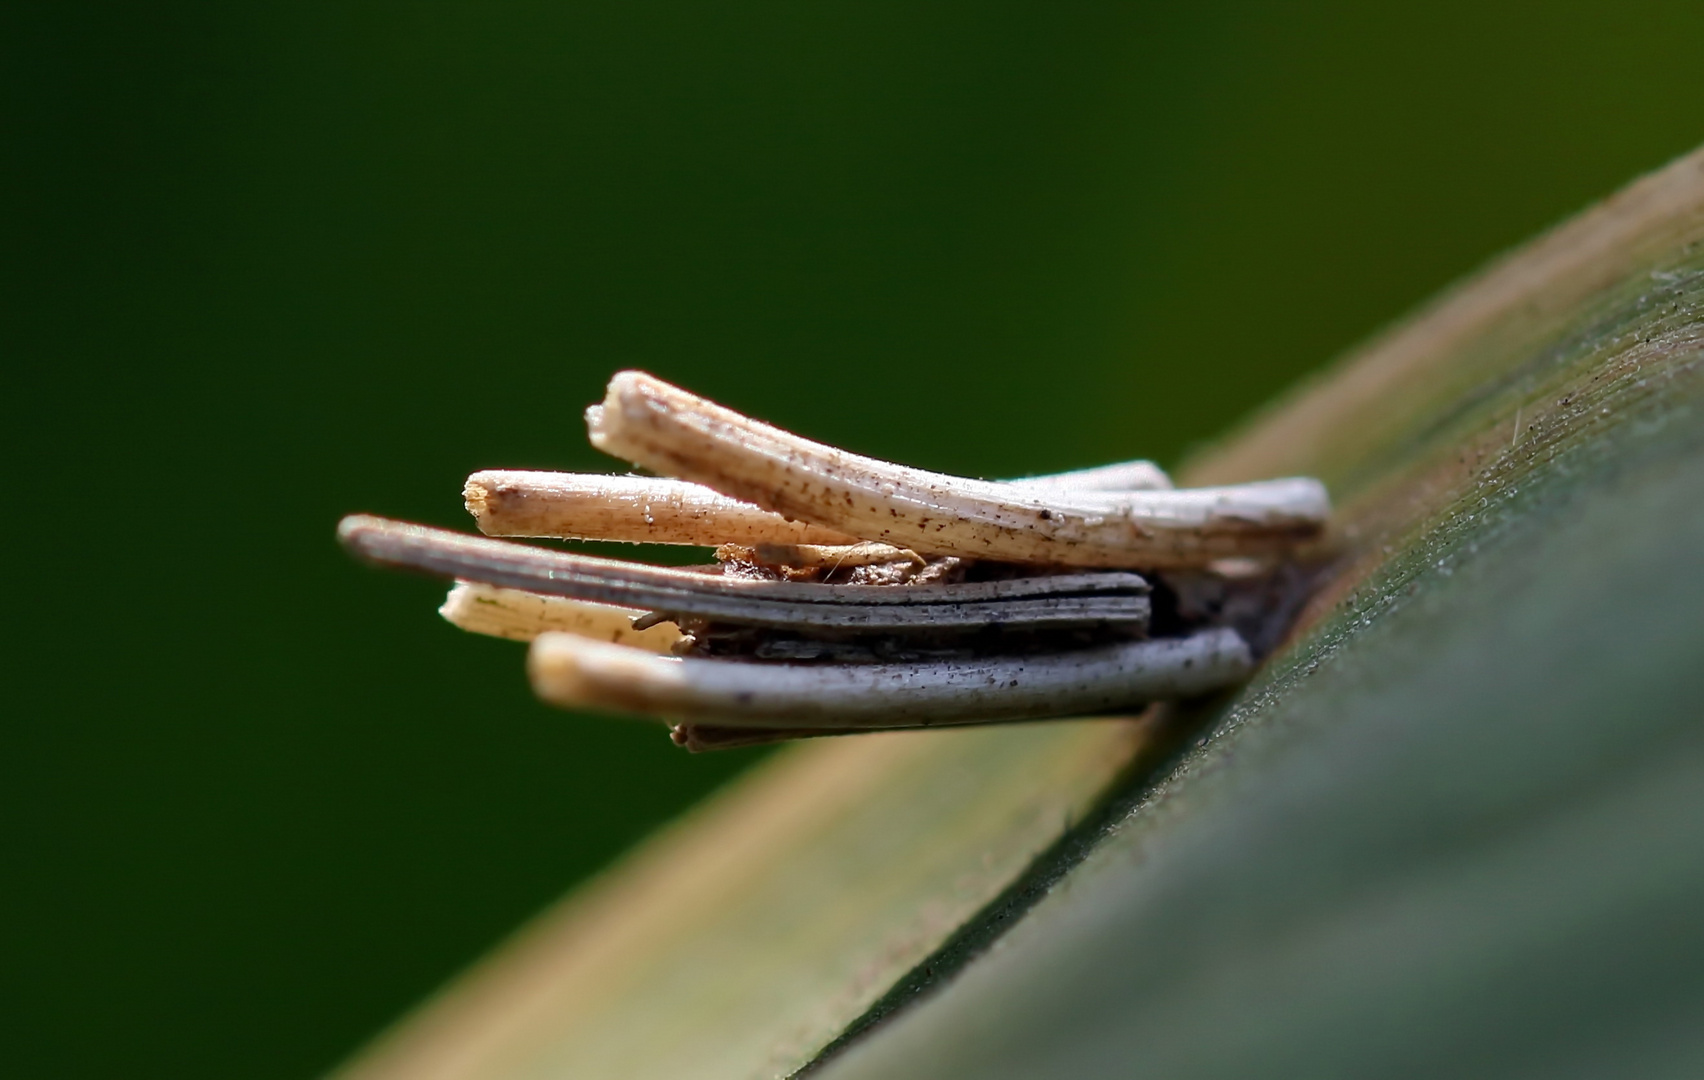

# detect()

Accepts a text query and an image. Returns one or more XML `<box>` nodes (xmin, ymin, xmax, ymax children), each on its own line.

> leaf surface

<box><xmin>338</xmin><ymin>146</ymin><xmax>1704</xmax><ymax>1080</ymax></box>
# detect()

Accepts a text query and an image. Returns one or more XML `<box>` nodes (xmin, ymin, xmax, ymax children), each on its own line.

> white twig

<box><xmin>586</xmin><ymin>371</ymin><xmax>1328</xmax><ymax>568</ymax></box>
<box><xmin>464</xmin><ymin>462</ymin><xmax>1169</xmax><ymax>546</ymax></box>
<box><xmin>1005</xmin><ymin>459</ymin><xmax>1172</xmax><ymax>492</ymax></box>
<box><xmin>439</xmin><ymin>582</ymin><xmax>681</xmax><ymax>650</ymax></box>
<box><xmin>527</xmin><ymin>627</ymin><xmax>1252</xmax><ymax>729</ymax></box>
<box><xmin>465</xmin><ymin>471</ymin><xmax>858</xmax><ymax>545</ymax></box>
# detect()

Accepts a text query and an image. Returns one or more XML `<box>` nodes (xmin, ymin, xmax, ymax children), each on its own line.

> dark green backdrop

<box><xmin>5</xmin><ymin>4</ymin><xmax>1701</xmax><ymax>1077</ymax></box>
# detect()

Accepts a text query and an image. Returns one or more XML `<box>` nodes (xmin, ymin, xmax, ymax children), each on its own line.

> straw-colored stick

<box><xmin>464</xmin><ymin>462</ymin><xmax>1166</xmax><ymax>547</ymax></box>
<box><xmin>439</xmin><ymin>582</ymin><xmax>681</xmax><ymax>651</ymax></box>
<box><xmin>1005</xmin><ymin>459</ymin><xmax>1171</xmax><ymax>492</ymax></box>
<box><xmin>465</xmin><ymin>471</ymin><xmax>858</xmax><ymax>545</ymax></box>
<box><xmin>528</xmin><ymin>627</ymin><xmax>1252</xmax><ymax>729</ymax></box>
<box><xmin>339</xmin><ymin>516</ymin><xmax>1150</xmax><ymax>632</ymax></box>
<box><xmin>586</xmin><ymin>371</ymin><xmax>1328</xmax><ymax>568</ymax></box>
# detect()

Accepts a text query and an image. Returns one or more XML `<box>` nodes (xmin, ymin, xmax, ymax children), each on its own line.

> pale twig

<box><xmin>439</xmin><ymin>582</ymin><xmax>681</xmax><ymax>650</ymax></box>
<box><xmin>339</xmin><ymin>515</ymin><xmax>1150</xmax><ymax>632</ymax></box>
<box><xmin>1004</xmin><ymin>459</ymin><xmax>1171</xmax><ymax>492</ymax></box>
<box><xmin>527</xmin><ymin>627</ymin><xmax>1252</xmax><ymax>729</ymax></box>
<box><xmin>464</xmin><ymin>463</ymin><xmax>1168</xmax><ymax>546</ymax></box>
<box><xmin>465</xmin><ymin>471</ymin><xmax>858</xmax><ymax>545</ymax></box>
<box><xmin>586</xmin><ymin>371</ymin><xmax>1328</xmax><ymax>568</ymax></box>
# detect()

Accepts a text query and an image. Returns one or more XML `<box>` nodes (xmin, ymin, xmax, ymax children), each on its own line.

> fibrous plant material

<box><xmin>463</xmin><ymin>459</ymin><xmax>1172</xmax><ymax>545</ymax></box>
<box><xmin>528</xmin><ymin>628</ymin><xmax>1252</xmax><ymax>729</ymax></box>
<box><xmin>465</xmin><ymin>471</ymin><xmax>861</xmax><ymax>546</ymax></box>
<box><xmin>439</xmin><ymin>582</ymin><xmax>682</xmax><ymax>651</ymax></box>
<box><xmin>340</xmin><ymin>517</ymin><xmax>1152</xmax><ymax>632</ymax></box>
<box><xmin>587</xmin><ymin>371</ymin><xmax>1328</xmax><ymax>568</ymax></box>
<box><xmin>338</xmin><ymin>370</ymin><xmax>1330</xmax><ymax>746</ymax></box>
<box><xmin>1000</xmin><ymin>459</ymin><xmax>1174</xmax><ymax>493</ymax></box>
<box><xmin>718</xmin><ymin>541</ymin><xmax>926</xmax><ymax>574</ymax></box>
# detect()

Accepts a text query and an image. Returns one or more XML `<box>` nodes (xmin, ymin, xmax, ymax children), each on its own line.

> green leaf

<box><xmin>817</xmin><ymin>149</ymin><xmax>1704</xmax><ymax>1079</ymax></box>
<box><xmin>337</xmin><ymin>146</ymin><xmax>1704</xmax><ymax>1080</ymax></box>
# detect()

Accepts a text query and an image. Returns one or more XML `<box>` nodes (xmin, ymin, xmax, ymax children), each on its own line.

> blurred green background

<box><xmin>4</xmin><ymin>3</ymin><xmax>1701</xmax><ymax>1077</ymax></box>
